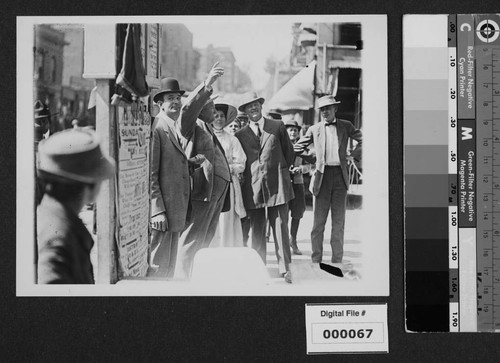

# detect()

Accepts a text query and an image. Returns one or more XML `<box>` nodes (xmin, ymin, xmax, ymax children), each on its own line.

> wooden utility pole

<box><xmin>83</xmin><ymin>24</ymin><xmax>118</xmax><ymax>284</ymax></box>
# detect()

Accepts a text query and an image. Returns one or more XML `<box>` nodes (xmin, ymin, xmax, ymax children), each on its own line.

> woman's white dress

<box><xmin>212</xmin><ymin>129</ymin><xmax>247</xmax><ymax>247</ymax></box>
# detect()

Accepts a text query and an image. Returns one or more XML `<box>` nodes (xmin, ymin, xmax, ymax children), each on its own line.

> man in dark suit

<box><xmin>294</xmin><ymin>95</ymin><xmax>362</xmax><ymax>266</ymax></box>
<box><xmin>174</xmin><ymin>66</ymin><xmax>232</xmax><ymax>280</ymax></box>
<box><xmin>36</xmin><ymin>128</ymin><xmax>115</xmax><ymax>283</ymax></box>
<box><xmin>150</xmin><ymin>64</ymin><xmax>223</xmax><ymax>278</ymax></box>
<box><xmin>235</xmin><ymin>92</ymin><xmax>295</xmax><ymax>283</ymax></box>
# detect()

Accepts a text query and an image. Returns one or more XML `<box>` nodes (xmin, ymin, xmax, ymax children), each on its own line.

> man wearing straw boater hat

<box><xmin>150</xmin><ymin>63</ymin><xmax>224</xmax><ymax>279</ymax></box>
<box><xmin>294</xmin><ymin>95</ymin><xmax>362</xmax><ymax>266</ymax></box>
<box><xmin>235</xmin><ymin>91</ymin><xmax>295</xmax><ymax>283</ymax></box>
<box><xmin>36</xmin><ymin>128</ymin><xmax>115</xmax><ymax>284</ymax></box>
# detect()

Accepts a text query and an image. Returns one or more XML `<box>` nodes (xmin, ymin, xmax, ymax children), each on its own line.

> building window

<box><xmin>339</xmin><ymin>23</ymin><xmax>361</xmax><ymax>46</ymax></box>
<box><xmin>37</xmin><ymin>52</ymin><xmax>45</xmax><ymax>81</ymax></box>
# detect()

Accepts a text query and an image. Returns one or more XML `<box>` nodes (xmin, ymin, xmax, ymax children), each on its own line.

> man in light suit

<box><xmin>294</xmin><ymin>95</ymin><xmax>362</xmax><ymax>265</ymax></box>
<box><xmin>235</xmin><ymin>92</ymin><xmax>295</xmax><ymax>283</ymax></box>
<box><xmin>149</xmin><ymin>64</ymin><xmax>223</xmax><ymax>278</ymax></box>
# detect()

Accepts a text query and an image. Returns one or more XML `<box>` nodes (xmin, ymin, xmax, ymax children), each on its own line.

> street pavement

<box><xmin>263</xmin><ymin>205</ymin><xmax>362</xmax><ymax>285</ymax></box>
<box><xmin>80</xmin><ymin>204</ymin><xmax>363</xmax><ymax>287</ymax></box>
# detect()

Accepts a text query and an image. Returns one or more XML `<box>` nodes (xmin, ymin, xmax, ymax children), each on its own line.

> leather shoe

<box><xmin>283</xmin><ymin>271</ymin><xmax>292</xmax><ymax>284</ymax></box>
<box><xmin>290</xmin><ymin>237</ymin><xmax>302</xmax><ymax>255</ymax></box>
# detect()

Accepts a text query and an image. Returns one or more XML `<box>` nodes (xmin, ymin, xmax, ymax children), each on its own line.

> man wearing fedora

<box><xmin>36</xmin><ymin>128</ymin><xmax>115</xmax><ymax>284</ymax></box>
<box><xmin>150</xmin><ymin>63</ymin><xmax>224</xmax><ymax>278</ymax></box>
<box><xmin>294</xmin><ymin>95</ymin><xmax>362</xmax><ymax>265</ymax></box>
<box><xmin>235</xmin><ymin>91</ymin><xmax>295</xmax><ymax>283</ymax></box>
<box><xmin>267</xmin><ymin>111</ymin><xmax>283</xmax><ymax>122</ymax></box>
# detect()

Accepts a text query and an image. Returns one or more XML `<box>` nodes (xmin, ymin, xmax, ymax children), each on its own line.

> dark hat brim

<box><xmin>238</xmin><ymin>97</ymin><xmax>265</xmax><ymax>112</ymax></box>
<box><xmin>214</xmin><ymin>103</ymin><xmax>238</xmax><ymax>129</ymax></box>
<box><xmin>285</xmin><ymin>123</ymin><xmax>301</xmax><ymax>130</ymax></box>
<box><xmin>35</xmin><ymin>112</ymin><xmax>59</xmax><ymax>119</ymax></box>
<box><xmin>153</xmin><ymin>89</ymin><xmax>186</xmax><ymax>104</ymax></box>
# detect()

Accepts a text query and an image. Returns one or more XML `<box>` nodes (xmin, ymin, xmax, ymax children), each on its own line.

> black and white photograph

<box><xmin>16</xmin><ymin>15</ymin><xmax>388</xmax><ymax>296</ymax></box>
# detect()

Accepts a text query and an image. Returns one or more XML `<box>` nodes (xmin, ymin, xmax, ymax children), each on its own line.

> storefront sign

<box><xmin>117</xmin><ymin>103</ymin><xmax>151</xmax><ymax>277</ymax></box>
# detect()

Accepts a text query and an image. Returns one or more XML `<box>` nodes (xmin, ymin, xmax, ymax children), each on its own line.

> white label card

<box><xmin>305</xmin><ymin>303</ymin><xmax>388</xmax><ymax>354</ymax></box>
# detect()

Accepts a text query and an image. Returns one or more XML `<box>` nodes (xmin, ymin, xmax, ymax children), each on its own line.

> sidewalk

<box><xmin>264</xmin><ymin>205</ymin><xmax>362</xmax><ymax>285</ymax></box>
<box><xmin>80</xmin><ymin>205</ymin><xmax>363</xmax><ymax>287</ymax></box>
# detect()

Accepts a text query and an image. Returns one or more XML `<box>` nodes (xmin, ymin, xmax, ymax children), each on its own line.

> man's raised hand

<box><xmin>206</xmin><ymin>61</ymin><xmax>225</xmax><ymax>88</ymax></box>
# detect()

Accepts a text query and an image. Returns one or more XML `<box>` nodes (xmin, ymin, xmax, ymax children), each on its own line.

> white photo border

<box><xmin>17</xmin><ymin>14</ymin><xmax>388</xmax><ymax>296</ymax></box>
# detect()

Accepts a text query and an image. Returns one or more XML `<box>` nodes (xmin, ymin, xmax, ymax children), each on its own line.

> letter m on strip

<box><xmin>461</xmin><ymin>127</ymin><xmax>473</xmax><ymax>140</ymax></box>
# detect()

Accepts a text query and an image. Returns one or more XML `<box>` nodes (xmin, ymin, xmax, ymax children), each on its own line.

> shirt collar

<box><xmin>160</xmin><ymin>109</ymin><xmax>179</xmax><ymax>124</ymax></box>
<box><xmin>251</xmin><ymin>117</ymin><xmax>264</xmax><ymax>128</ymax></box>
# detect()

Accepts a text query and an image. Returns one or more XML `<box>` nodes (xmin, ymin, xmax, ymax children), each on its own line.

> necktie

<box><xmin>256</xmin><ymin>124</ymin><xmax>262</xmax><ymax>138</ymax></box>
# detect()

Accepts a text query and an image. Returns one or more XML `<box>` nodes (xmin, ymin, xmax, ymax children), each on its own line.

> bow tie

<box><xmin>326</xmin><ymin>122</ymin><xmax>336</xmax><ymax>126</ymax></box>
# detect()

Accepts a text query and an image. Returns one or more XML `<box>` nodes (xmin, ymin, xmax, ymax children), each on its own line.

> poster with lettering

<box><xmin>117</xmin><ymin>103</ymin><xmax>151</xmax><ymax>277</ymax></box>
<box><xmin>147</xmin><ymin>24</ymin><xmax>158</xmax><ymax>78</ymax></box>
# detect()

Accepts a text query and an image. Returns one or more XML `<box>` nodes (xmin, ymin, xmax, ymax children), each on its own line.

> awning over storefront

<box><xmin>328</xmin><ymin>57</ymin><xmax>361</xmax><ymax>69</ymax></box>
<box><xmin>267</xmin><ymin>60</ymin><xmax>316</xmax><ymax>111</ymax></box>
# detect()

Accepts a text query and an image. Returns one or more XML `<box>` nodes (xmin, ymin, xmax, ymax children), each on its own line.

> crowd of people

<box><xmin>34</xmin><ymin>62</ymin><xmax>362</xmax><ymax>284</ymax></box>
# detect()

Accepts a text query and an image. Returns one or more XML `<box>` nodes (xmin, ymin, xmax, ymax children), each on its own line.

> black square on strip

<box><xmin>406</xmin><ymin>239</ymin><xmax>449</xmax><ymax>271</ymax></box>
<box><xmin>406</xmin><ymin>271</ymin><xmax>449</xmax><ymax>305</ymax></box>
<box><xmin>406</xmin><ymin>304</ymin><xmax>449</xmax><ymax>332</ymax></box>
<box><xmin>406</xmin><ymin>271</ymin><xmax>449</xmax><ymax>332</ymax></box>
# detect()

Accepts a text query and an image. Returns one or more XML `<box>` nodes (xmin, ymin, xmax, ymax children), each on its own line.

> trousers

<box><xmin>150</xmin><ymin>230</ymin><xmax>180</xmax><ymax>278</ymax></box>
<box><xmin>247</xmin><ymin>203</ymin><xmax>291</xmax><ymax>274</ymax></box>
<box><xmin>176</xmin><ymin>175</ymin><xmax>230</xmax><ymax>279</ymax></box>
<box><xmin>311</xmin><ymin>166</ymin><xmax>347</xmax><ymax>263</ymax></box>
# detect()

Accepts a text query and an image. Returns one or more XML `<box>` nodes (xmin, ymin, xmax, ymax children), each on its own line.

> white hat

<box><xmin>317</xmin><ymin>95</ymin><xmax>341</xmax><ymax>109</ymax></box>
<box><xmin>38</xmin><ymin>128</ymin><xmax>115</xmax><ymax>184</ymax></box>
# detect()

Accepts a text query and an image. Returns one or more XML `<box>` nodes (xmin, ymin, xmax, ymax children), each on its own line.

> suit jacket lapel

<box><xmin>160</xmin><ymin>113</ymin><xmax>185</xmax><ymax>156</ymax></box>
<box><xmin>206</xmin><ymin>122</ymin><xmax>226</xmax><ymax>155</ymax></box>
<box><xmin>336</xmin><ymin>120</ymin><xmax>345</xmax><ymax>148</ymax></box>
<box><xmin>260</xmin><ymin>118</ymin><xmax>272</xmax><ymax>150</ymax></box>
<box><xmin>319</xmin><ymin>122</ymin><xmax>326</xmax><ymax>163</ymax></box>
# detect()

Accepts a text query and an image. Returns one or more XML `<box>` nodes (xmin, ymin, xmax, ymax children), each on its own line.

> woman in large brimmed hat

<box><xmin>210</xmin><ymin>101</ymin><xmax>247</xmax><ymax>247</ymax></box>
<box><xmin>36</xmin><ymin>128</ymin><xmax>115</xmax><ymax>284</ymax></box>
<box><xmin>213</xmin><ymin>102</ymin><xmax>237</xmax><ymax>131</ymax></box>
